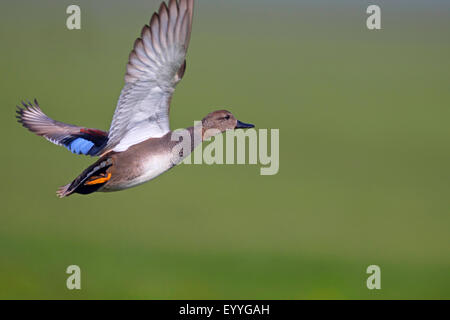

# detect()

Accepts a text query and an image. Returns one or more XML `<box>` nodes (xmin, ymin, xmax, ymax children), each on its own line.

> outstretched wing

<box><xmin>17</xmin><ymin>100</ymin><xmax>108</xmax><ymax>156</ymax></box>
<box><xmin>105</xmin><ymin>0</ymin><xmax>194</xmax><ymax>152</ymax></box>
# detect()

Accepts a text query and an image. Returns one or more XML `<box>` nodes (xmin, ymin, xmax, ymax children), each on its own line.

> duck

<box><xmin>16</xmin><ymin>0</ymin><xmax>254</xmax><ymax>198</ymax></box>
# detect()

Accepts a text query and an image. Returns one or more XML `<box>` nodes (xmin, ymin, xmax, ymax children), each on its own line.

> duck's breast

<box><xmin>103</xmin><ymin>138</ymin><xmax>175</xmax><ymax>191</ymax></box>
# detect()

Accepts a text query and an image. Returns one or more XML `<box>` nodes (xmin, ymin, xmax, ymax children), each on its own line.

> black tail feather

<box><xmin>57</xmin><ymin>157</ymin><xmax>113</xmax><ymax>198</ymax></box>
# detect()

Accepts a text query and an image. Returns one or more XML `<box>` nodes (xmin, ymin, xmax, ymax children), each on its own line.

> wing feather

<box><xmin>16</xmin><ymin>99</ymin><xmax>108</xmax><ymax>156</ymax></box>
<box><xmin>106</xmin><ymin>0</ymin><xmax>194</xmax><ymax>152</ymax></box>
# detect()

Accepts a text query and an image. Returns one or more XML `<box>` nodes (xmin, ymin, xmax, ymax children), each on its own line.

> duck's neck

<box><xmin>187</xmin><ymin>123</ymin><xmax>224</xmax><ymax>146</ymax></box>
<box><xmin>169</xmin><ymin>124</ymin><xmax>222</xmax><ymax>164</ymax></box>
<box><xmin>186</xmin><ymin>125</ymin><xmax>204</xmax><ymax>152</ymax></box>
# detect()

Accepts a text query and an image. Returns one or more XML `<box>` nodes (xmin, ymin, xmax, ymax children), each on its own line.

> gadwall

<box><xmin>16</xmin><ymin>0</ymin><xmax>254</xmax><ymax>197</ymax></box>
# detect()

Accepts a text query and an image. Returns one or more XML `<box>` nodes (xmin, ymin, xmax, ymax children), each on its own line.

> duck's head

<box><xmin>201</xmin><ymin>110</ymin><xmax>254</xmax><ymax>139</ymax></box>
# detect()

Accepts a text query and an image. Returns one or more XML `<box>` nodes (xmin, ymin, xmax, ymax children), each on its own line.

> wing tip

<box><xmin>15</xmin><ymin>98</ymin><xmax>43</xmax><ymax>128</ymax></box>
<box><xmin>159</xmin><ymin>1</ymin><xmax>169</xmax><ymax>15</ymax></box>
<box><xmin>124</xmin><ymin>0</ymin><xmax>194</xmax><ymax>83</ymax></box>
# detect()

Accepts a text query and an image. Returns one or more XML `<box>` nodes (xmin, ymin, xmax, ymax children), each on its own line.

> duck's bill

<box><xmin>235</xmin><ymin>120</ymin><xmax>255</xmax><ymax>129</ymax></box>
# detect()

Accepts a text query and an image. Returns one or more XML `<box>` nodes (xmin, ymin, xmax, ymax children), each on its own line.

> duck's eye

<box><xmin>224</xmin><ymin>115</ymin><xmax>230</xmax><ymax>120</ymax></box>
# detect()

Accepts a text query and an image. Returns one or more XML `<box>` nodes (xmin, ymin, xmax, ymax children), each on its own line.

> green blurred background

<box><xmin>1</xmin><ymin>0</ymin><xmax>449</xmax><ymax>299</ymax></box>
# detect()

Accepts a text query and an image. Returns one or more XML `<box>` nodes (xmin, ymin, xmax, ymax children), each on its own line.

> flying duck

<box><xmin>16</xmin><ymin>0</ymin><xmax>254</xmax><ymax>197</ymax></box>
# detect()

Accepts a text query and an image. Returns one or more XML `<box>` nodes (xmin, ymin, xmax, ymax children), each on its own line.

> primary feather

<box><xmin>16</xmin><ymin>99</ymin><xmax>108</xmax><ymax>156</ymax></box>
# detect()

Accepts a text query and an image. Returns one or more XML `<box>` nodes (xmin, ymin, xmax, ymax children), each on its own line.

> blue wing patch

<box><xmin>60</xmin><ymin>132</ymin><xmax>108</xmax><ymax>156</ymax></box>
<box><xmin>66</xmin><ymin>138</ymin><xmax>95</xmax><ymax>155</ymax></box>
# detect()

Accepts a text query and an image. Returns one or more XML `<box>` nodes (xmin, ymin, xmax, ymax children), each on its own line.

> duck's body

<box><xmin>65</xmin><ymin>127</ymin><xmax>196</xmax><ymax>195</ymax></box>
<box><xmin>104</xmin><ymin>134</ymin><xmax>178</xmax><ymax>191</ymax></box>
<box><xmin>16</xmin><ymin>0</ymin><xmax>254</xmax><ymax>197</ymax></box>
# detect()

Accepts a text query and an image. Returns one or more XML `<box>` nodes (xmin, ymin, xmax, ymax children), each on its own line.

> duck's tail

<box><xmin>56</xmin><ymin>184</ymin><xmax>72</xmax><ymax>198</ymax></box>
<box><xmin>56</xmin><ymin>157</ymin><xmax>114</xmax><ymax>198</ymax></box>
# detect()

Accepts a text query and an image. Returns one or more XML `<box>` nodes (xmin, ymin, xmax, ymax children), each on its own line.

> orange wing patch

<box><xmin>85</xmin><ymin>173</ymin><xmax>112</xmax><ymax>186</ymax></box>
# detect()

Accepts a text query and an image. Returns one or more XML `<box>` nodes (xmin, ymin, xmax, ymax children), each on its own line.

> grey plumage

<box><xmin>105</xmin><ymin>0</ymin><xmax>195</xmax><ymax>153</ymax></box>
